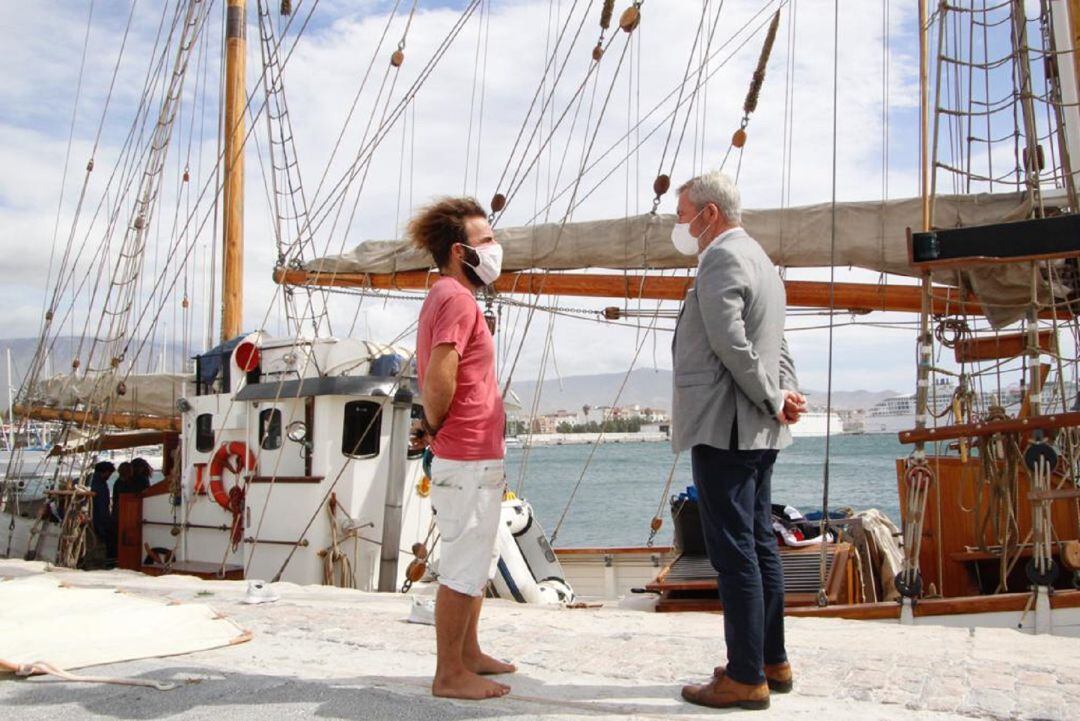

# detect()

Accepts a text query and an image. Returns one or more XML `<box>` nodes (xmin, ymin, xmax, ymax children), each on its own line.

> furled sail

<box><xmin>304</xmin><ymin>192</ymin><xmax>1029</xmax><ymax>277</ymax></box>
<box><xmin>24</xmin><ymin>375</ymin><xmax>191</xmax><ymax>425</ymax></box>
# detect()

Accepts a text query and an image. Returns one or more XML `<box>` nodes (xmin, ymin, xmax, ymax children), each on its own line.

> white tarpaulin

<box><xmin>0</xmin><ymin>575</ymin><xmax>248</xmax><ymax>674</ymax></box>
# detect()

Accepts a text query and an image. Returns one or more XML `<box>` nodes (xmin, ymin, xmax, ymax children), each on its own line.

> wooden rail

<box><xmin>898</xmin><ymin>410</ymin><xmax>1080</xmax><ymax>444</ymax></box>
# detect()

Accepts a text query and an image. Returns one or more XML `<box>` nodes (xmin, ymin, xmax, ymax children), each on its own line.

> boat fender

<box><xmin>535</xmin><ymin>577</ymin><xmax>574</xmax><ymax>604</ymax></box>
<box><xmin>504</xmin><ymin>500</ymin><xmax>531</xmax><ymax>535</ymax></box>
<box><xmin>208</xmin><ymin>441</ymin><xmax>257</xmax><ymax>510</ymax></box>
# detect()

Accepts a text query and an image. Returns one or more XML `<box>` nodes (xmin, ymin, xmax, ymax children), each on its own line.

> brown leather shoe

<box><xmin>682</xmin><ymin>673</ymin><xmax>770</xmax><ymax>710</ymax></box>
<box><xmin>712</xmin><ymin>661</ymin><xmax>793</xmax><ymax>693</ymax></box>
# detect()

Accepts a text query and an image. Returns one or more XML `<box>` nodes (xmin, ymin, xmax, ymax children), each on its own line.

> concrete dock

<box><xmin>1</xmin><ymin>560</ymin><xmax>1077</xmax><ymax>720</ymax></box>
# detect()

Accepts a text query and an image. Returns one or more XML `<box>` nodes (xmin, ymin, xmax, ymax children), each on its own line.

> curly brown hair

<box><xmin>407</xmin><ymin>197</ymin><xmax>487</xmax><ymax>270</ymax></box>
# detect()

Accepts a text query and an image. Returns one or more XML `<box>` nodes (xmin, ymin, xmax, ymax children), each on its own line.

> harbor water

<box><xmin>506</xmin><ymin>434</ymin><xmax>907</xmax><ymax>548</ymax></box>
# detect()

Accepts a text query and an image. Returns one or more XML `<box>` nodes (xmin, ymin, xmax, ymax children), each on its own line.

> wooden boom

<box><xmin>13</xmin><ymin>404</ymin><xmax>181</xmax><ymax>432</ymax></box>
<box><xmin>274</xmin><ymin>267</ymin><xmax>1069</xmax><ymax>317</ymax></box>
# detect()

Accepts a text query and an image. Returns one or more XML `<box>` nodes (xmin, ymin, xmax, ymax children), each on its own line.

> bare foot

<box><xmin>464</xmin><ymin>652</ymin><xmax>517</xmax><ymax>675</ymax></box>
<box><xmin>432</xmin><ymin>669</ymin><xmax>510</xmax><ymax>700</ymax></box>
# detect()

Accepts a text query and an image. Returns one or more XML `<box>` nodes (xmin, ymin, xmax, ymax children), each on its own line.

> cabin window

<box><xmin>259</xmin><ymin>409</ymin><xmax>282</xmax><ymax>450</ymax></box>
<box><xmin>195</xmin><ymin>414</ymin><xmax>214</xmax><ymax>452</ymax></box>
<box><xmin>408</xmin><ymin>404</ymin><xmax>425</xmax><ymax>460</ymax></box>
<box><xmin>342</xmin><ymin>401</ymin><xmax>381</xmax><ymax>458</ymax></box>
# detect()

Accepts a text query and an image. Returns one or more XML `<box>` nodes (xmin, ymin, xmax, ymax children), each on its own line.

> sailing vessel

<box><xmin>3</xmin><ymin>0</ymin><xmax>1079</xmax><ymax>635</ymax></box>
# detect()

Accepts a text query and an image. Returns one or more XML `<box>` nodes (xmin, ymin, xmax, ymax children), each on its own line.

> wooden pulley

<box><xmin>405</xmin><ymin>558</ymin><xmax>427</xmax><ymax>583</ymax></box>
<box><xmin>390</xmin><ymin>50</ymin><xmax>405</xmax><ymax>67</ymax></box>
<box><xmin>732</xmin><ymin>128</ymin><xmax>747</xmax><ymax>148</ymax></box>
<box><xmin>281</xmin><ymin>0</ymin><xmax>292</xmax><ymax>15</ymax></box>
<box><xmin>86</xmin><ymin>159</ymin><xmax>94</xmax><ymax>172</ymax></box>
<box><xmin>71</xmin><ymin>358</ymin><xmax>80</xmax><ymax>369</ymax></box>
<box><xmin>650</xmin><ymin>517</ymin><xmax>663</xmax><ymax>532</ymax></box>
<box><xmin>170</xmin><ymin>525</ymin><xmax>181</xmax><ymax>536</ymax></box>
<box><xmin>110</xmin><ymin>356</ymin><xmax>121</xmax><ymax>369</ymax></box>
<box><xmin>619</xmin><ymin>6</ymin><xmax>640</xmax><ymax>33</ymax></box>
<box><xmin>1062</xmin><ymin>540</ymin><xmax>1080</xmax><ymax>572</ymax></box>
<box><xmin>45</xmin><ymin>310</ymin><xmax>54</xmax><ymax>321</ymax></box>
<box><xmin>905</xmin><ymin>462</ymin><xmax>933</xmax><ymax>490</ymax></box>
<box><xmin>603</xmin><ymin>307</ymin><xmax>620</xmax><ymax>320</ymax></box>
<box><xmin>652</xmin><ymin>174</ymin><xmax>670</xmax><ymax>197</ymax></box>
<box><xmin>182</xmin><ymin>169</ymin><xmax>190</xmax><ymax>182</ymax></box>
<box><xmin>592</xmin><ymin>43</ymin><xmax>604</xmax><ymax>61</ymax></box>
<box><xmin>490</xmin><ymin>192</ymin><xmax>506</xmax><ymax>213</ymax></box>
<box><xmin>181</xmin><ymin>297</ymin><xmax>190</xmax><ymax>309</ymax></box>
<box><xmin>411</xmin><ymin>542</ymin><xmax>428</xmax><ymax>560</ymax></box>
<box><xmin>116</xmin><ymin>381</ymin><xmax>127</xmax><ymax>396</ymax></box>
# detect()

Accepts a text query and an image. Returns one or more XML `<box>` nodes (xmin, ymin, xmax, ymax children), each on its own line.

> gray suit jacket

<box><xmin>671</xmin><ymin>228</ymin><xmax>798</xmax><ymax>452</ymax></box>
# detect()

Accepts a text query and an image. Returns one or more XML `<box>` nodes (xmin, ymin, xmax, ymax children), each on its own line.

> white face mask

<box><xmin>670</xmin><ymin>207</ymin><xmax>707</xmax><ymax>256</ymax></box>
<box><xmin>460</xmin><ymin>242</ymin><xmax>503</xmax><ymax>286</ymax></box>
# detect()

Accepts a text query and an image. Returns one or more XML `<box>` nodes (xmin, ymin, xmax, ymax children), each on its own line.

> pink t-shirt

<box><xmin>417</xmin><ymin>277</ymin><xmax>505</xmax><ymax>461</ymax></box>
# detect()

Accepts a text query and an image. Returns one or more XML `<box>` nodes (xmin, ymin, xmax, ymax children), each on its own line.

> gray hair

<box><xmin>677</xmin><ymin>171</ymin><xmax>741</xmax><ymax>225</ymax></box>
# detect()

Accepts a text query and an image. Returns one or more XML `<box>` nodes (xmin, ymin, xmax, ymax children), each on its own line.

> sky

<box><xmin>0</xmin><ymin>0</ymin><xmax>994</xmax><ymax>398</ymax></box>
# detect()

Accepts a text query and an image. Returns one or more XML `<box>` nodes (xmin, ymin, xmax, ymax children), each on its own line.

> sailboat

<box><xmin>3</xmin><ymin>0</ymin><xmax>1079</xmax><ymax>635</ymax></box>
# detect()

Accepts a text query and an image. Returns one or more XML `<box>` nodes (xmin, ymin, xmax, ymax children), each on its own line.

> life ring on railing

<box><xmin>208</xmin><ymin>441</ymin><xmax>257</xmax><ymax>510</ymax></box>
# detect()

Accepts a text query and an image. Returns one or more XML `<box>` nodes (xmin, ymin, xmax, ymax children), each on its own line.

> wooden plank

<box><xmin>275</xmin><ymin>267</ymin><xmax>1046</xmax><ymax>317</ymax></box>
<box><xmin>954</xmin><ymin>330</ymin><xmax>1056</xmax><ymax>363</ymax></box>
<box><xmin>250</xmin><ymin>475</ymin><xmax>324</xmax><ymax>484</ymax></box>
<box><xmin>787</xmin><ymin>602</ymin><xmax>901</xmax><ymax>620</ymax></box>
<box><xmin>898</xmin><ymin>410</ymin><xmax>1080</xmax><ymax>445</ymax></box>
<box><xmin>1050</xmin><ymin>589</ymin><xmax>1080</xmax><ymax>609</ymax></box>
<box><xmin>116</xmin><ymin>493</ymin><xmax>143</xmax><ymax>571</ymax></box>
<box><xmin>1028</xmin><ymin>487</ymin><xmax>1080</xmax><ymax>502</ymax></box>
<box><xmin>142</xmin><ymin>561</ymin><xmax>244</xmax><ymax>581</ymax></box>
<box><xmin>555</xmin><ymin>546</ymin><xmax>673</xmax><ymax>556</ymax></box>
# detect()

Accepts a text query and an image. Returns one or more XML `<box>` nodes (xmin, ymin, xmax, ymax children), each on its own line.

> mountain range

<box><xmin>0</xmin><ymin>338</ymin><xmax>900</xmax><ymax>415</ymax></box>
<box><xmin>507</xmin><ymin>367</ymin><xmax>900</xmax><ymax>416</ymax></box>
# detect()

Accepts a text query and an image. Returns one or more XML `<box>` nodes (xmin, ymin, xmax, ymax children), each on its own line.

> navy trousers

<box><xmin>691</xmin><ymin>443</ymin><xmax>787</xmax><ymax>686</ymax></box>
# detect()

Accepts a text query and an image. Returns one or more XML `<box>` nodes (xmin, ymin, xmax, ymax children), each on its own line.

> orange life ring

<box><xmin>208</xmin><ymin>441</ymin><xmax>257</xmax><ymax>510</ymax></box>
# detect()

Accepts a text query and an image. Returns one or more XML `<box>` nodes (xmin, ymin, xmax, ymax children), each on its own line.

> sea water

<box><xmin>505</xmin><ymin>434</ymin><xmax>908</xmax><ymax>548</ymax></box>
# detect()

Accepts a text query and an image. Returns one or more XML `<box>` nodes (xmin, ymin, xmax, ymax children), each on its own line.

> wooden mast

<box><xmin>221</xmin><ymin>0</ymin><xmax>246</xmax><ymax>341</ymax></box>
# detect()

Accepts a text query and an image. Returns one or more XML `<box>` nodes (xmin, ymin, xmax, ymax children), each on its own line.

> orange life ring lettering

<box><xmin>208</xmin><ymin>441</ymin><xmax>257</xmax><ymax>510</ymax></box>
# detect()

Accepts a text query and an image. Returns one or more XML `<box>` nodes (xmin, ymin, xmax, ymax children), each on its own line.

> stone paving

<box><xmin>1</xmin><ymin>560</ymin><xmax>1078</xmax><ymax>720</ymax></box>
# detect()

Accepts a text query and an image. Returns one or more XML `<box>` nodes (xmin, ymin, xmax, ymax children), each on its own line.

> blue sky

<box><xmin>0</xmin><ymin>0</ymin><xmax>1013</xmax><ymax>395</ymax></box>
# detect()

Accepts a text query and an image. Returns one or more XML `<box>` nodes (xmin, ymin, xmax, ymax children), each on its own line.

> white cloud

<box><xmin>0</xmin><ymin>0</ymin><xmax>930</xmax><ymax>392</ymax></box>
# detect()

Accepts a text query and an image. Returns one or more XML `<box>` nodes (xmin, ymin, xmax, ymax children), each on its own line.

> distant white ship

<box><xmin>848</xmin><ymin>379</ymin><xmax>1078</xmax><ymax>435</ymax></box>
<box><xmin>790</xmin><ymin>411</ymin><xmax>843</xmax><ymax>437</ymax></box>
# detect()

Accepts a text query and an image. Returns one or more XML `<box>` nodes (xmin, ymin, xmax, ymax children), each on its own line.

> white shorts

<box><xmin>430</xmin><ymin>457</ymin><xmax>505</xmax><ymax>597</ymax></box>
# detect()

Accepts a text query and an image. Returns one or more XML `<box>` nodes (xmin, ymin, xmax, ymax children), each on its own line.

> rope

<box><xmin>16</xmin><ymin>661</ymin><xmax>179</xmax><ymax>691</ymax></box>
<box><xmin>815</xmin><ymin>0</ymin><xmax>840</xmax><ymax>608</ymax></box>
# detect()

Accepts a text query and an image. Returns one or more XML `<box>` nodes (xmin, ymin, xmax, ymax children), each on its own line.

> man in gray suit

<box><xmin>671</xmin><ymin>171</ymin><xmax>806</xmax><ymax>711</ymax></box>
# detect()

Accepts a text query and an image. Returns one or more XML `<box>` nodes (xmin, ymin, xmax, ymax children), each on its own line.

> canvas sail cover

<box><xmin>29</xmin><ymin>373</ymin><xmax>191</xmax><ymax>420</ymax></box>
<box><xmin>304</xmin><ymin>192</ymin><xmax>1059</xmax><ymax>326</ymax></box>
<box><xmin>305</xmin><ymin>192</ymin><xmax>1029</xmax><ymax>277</ymax></box>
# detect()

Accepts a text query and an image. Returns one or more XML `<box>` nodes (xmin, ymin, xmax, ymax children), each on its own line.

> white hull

<box><xmin>556</xmin><ymin>548</ymin><xmax>1080</xmax><ymax>636</ymax></box>
<box><xmin>789</xmin><ymin>411</ymin><xmax>843</xmax><ymax>437</ymax></box>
